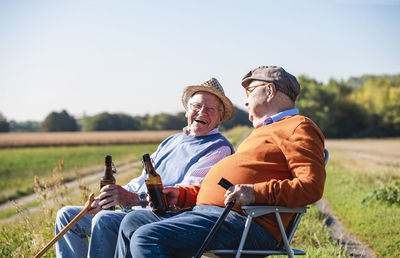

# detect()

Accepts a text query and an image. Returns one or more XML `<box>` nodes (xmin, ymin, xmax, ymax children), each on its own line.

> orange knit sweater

<box><xmin>177</xmin><ymin>115</ymin><xmax>326</xmax><ymax>241</ymax></box>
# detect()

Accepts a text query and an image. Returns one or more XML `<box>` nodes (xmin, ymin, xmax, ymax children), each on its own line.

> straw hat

<box><xmin>181</xmin><ymin>78</ymin><xmax>235</xmax><ymax>121</ymax></box>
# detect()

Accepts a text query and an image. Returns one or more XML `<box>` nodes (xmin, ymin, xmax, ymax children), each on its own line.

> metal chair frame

<box><xmin>206</xmin><ymin>149</ymin><xmax>329</xmax><ymax>258</ymax></box>
<box><xmin>206</xmin><ymin>205</ymin><xmax>308</xmax><ymax>258</ymax></box>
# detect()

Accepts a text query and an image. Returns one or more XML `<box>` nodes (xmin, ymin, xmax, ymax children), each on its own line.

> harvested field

<box><xmin>326</xmin><ymin>138</ymin><xmax>400</xmax><ymax>177</ymax></box>
<box><xmin>0</xmin><ymin>130</ymin><xmax>180</xmax><ymax>147</ymax></box>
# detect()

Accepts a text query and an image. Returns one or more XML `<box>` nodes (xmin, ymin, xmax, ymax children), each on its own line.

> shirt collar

<box><xmin>183</xmin><ymin>127</ymin><xmax>219</xmax><ymax>136</ymax></box>
<box><xmin>263</xmin><ymin>108</ymin><xmax>299</xmax><ymax>126</ymax></box>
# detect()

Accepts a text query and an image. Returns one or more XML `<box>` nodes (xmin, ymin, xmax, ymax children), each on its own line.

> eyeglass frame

<box><xmin>245</xmin><ymin>82</ymin><xmax>274</xmax><ymax>97</ymax></box>
<box><xmin>188</xmin><ymin>102</ymin><xmax>224</xmax><ymax>115</ymax></box>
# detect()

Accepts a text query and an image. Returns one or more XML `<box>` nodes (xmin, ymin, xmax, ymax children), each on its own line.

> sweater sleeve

<box><xmin>253</xmin><ymin>119</ymin><xmax>326</xmax><ymax>208</ymax></box>
<box><xmin>177</xmin><ymin>184</ymin><xmax>201</xmax><ymax>208</ymax></box>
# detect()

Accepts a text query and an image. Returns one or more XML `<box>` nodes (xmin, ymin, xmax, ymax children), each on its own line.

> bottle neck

<box><xmin>104</xmin><ymin>163</ymin><xmax>113</xmax><ymax>177</ymax></box>
<box><xmin>145</xmin><ymin>164</ymin><xmax>157</xmax><ymax>177</ymax></box>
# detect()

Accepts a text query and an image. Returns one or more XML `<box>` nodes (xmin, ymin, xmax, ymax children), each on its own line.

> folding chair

<box><xmin>205</xmin><ymin>149</ymin><xmax>329</xmax><ymax>258</ymax></box>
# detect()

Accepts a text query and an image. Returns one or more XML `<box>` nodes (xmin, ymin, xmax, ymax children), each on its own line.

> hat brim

<box><xmin>181</xmin><ymin>85</ymin><xmax>235</xmax><ymax>121</ymax></box>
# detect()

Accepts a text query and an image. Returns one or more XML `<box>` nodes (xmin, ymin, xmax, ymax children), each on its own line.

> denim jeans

<box><xmin>55</xmin><ymin>206</ymin><xmax>128</xmax><ymax>258</ymax></box>
<box><xmin>115</xmin><ymin>205</ymin><xmax>277</xmax><ymax>258</ymax></box>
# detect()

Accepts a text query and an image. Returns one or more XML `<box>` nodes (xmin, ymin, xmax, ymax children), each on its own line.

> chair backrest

<box><xmin>324</xmin><ymin>148</ymin><xmax>329</xmax><ymax>165</ymax></box>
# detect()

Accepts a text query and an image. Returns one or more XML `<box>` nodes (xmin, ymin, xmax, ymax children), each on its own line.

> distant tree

<box><xmin>350</xmin><ymin>77</ymin><xmax>400</xmax><ymax>136</ymax></box>
<box><xmin>220</xmin><ymin>106</ymin><xmax>252</xmax><ymax>130</ymax></box>
<box><xmin>83</xmin><ymin>112</ymin><xmax>116</xmax><ymax>131</ymax></box>
<box><xmin>144</xmin><ymin>112</ymin><xmax>186</xmax><ymax>130</ymax></box>
<box><xmin>115</xmin><ymin>113</ymin><xmax>141</xmax><ymax>130</ymax></box>
<box><xmin>297</xmin><ymin>76</ymin><xmax>336</xmax><ymax>134</ymax></box>
<box><xmin>82</xmin><ymin>112</ymin><xmax>142</xmax><ymax>131</ymax></box>
<box><xmin>42</xmin><ymin>110</ymin><xmax>78</xmax><ymax>131</ymax></box>
<box><xmin>0</xmin><ymin>112</ymin><xmax>10</xmax><ymax>132</ymax></box>
<box><xmin>9</xmin><ymin>120</ymin><xmax>41</xmax><ymax>132</ymax></box>
<box><xmin>323</xmin><ymin>99</ymin><xmax>368</xmax><ymax>138</ymax></box>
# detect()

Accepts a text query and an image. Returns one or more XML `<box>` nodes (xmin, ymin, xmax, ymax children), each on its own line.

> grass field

<box><xmin>0</xmin><ymin>143</ymin><xmax>158</xmax><ymax>205</ymax></box>
<box><xmin>323</xmin><ymin>139</ymin><xmax>400</xmax><ymax>257</ymax></box>
<box><xmin>1</xmin><ymin>130</ymin><xmax>398</xmax><ymax>257</ymax></box>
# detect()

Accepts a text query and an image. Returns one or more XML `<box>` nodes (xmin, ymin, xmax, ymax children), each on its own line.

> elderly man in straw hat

<box><xmin>55</xmin><ymin>78</ymin><xmax>235</xmax><ymax>257</ymax></box>
<box><xmin>114</xmin><ymin>66</ymin><xmax>326</xmax><ymax>257</ymax></box>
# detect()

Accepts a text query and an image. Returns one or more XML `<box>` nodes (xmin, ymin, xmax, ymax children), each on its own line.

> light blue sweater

<box><xmin>124</xmin><ymin>131</ymin><xmax>234</xmax><ymax>193</ymax></box>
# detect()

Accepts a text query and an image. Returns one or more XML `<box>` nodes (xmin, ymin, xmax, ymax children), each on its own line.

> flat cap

<box><xmin>241</xmin><ymin>66</ymin><xmax>300</xmax><ymax>102</ymax></box>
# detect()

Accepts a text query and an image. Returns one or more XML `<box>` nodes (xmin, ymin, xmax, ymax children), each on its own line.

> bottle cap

<box><xmin>105</xmin><ymin>155</ymin><xmax>112</xmax><ymax>164</ymax></box>
<box><xmin>143</xmin><ymin>154</ymin><xmax>151</xmax><ymax>162</ymax></box>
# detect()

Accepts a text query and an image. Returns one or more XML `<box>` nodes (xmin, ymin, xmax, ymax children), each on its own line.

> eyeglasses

<box><xmin>245</xmin><ymin>83</ymin><xmax>270</xmax><ymax>97</ymax></box>
<box><xmin>189</xmin><ymin>103</ymin><xmax>221</xmax><ymax>115</ymax></box>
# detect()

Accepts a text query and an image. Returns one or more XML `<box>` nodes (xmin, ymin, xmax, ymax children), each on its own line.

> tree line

<box><xmin>296</xmin><ymin>74</ymin><xmax>400</xmax><ymax>138</ymax></box>
<box><xmin>0</xmin><ymin>107</ymin><xmax>251</xmax><ymax>133</ymax></box>
<box><xmin>1</xmin><ymin>73</ymin><xmax>399</xmax><ymax>138</ymax></box>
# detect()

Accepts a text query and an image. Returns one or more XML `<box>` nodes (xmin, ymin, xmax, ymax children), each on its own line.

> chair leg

<box><xmin>274</xmin><ymin>212</ymin><xmax>294</xmax><ymax>258</ymax></box>
<box><xmin>235</xmin><ymin>215</ymin><xmax>254</xmax><ymax>258</ymax></box>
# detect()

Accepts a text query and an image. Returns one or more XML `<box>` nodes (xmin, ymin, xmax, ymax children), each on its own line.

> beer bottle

<box><xmin>100</xmin><ymin>155</ymin><xmax>116</xmax><ymax>210</ymax></box>
<box><xmin>142</xmin><ymin>153</ymin><xmax>168</xmax><ymax>214</ymax></box>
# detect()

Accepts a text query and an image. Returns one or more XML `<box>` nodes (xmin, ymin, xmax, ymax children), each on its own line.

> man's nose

<box><xmin>198</xmin><ymin>105</ymin><xmax>208</xmax><ymax>114</ymax></box>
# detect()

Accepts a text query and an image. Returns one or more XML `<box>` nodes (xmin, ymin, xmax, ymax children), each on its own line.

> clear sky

<box><xmin>1</xmin><ymin>0</ymin><xmax>399</xmax><ymax>122</ymax></box>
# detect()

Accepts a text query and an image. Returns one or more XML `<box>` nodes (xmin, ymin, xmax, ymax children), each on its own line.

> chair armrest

<box><xmin>241</xmin><ymin>206</ymin><xmax>308</xmax><ymax>217</ymax></box>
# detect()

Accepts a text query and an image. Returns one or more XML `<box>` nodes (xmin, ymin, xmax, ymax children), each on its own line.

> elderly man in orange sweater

<box><xmin>114</xmin><ymin>66</ymin><xmax>326</xmax><ymax>258</ymax></box>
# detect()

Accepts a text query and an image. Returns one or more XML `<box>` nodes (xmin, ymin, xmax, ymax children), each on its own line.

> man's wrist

<box><xmin>138</xmin><ymin>192</ymin><xmax>147</xmax><ymax>208</ymax></box>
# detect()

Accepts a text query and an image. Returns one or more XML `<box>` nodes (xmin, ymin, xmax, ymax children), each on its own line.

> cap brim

<box><xmin>241</xmin><ymin>76</ymin><xmax>272</xmax><ymax>88</ymax></box>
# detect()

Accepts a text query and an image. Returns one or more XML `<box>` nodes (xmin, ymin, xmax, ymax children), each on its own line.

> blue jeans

<box><xmin>115</xmin><ymin>205</ymin><xmax>277</xmax><ymax>258</ymax></box>
<box><xmin>55</xmin><ymin>206</ymin><xmax>128</xmax><ymax>258</ymax></box>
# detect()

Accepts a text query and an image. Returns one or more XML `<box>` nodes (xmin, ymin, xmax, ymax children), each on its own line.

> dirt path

<box><xmin>315</xmin><ymin>199</ymin><xmax>376</xmax><ymax>258</ymax></box>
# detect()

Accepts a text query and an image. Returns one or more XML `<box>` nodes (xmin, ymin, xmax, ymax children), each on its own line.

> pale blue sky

<box><xmin>1</xmin><ymin>0</ymin><xmax>399</xmax><ymax>122</ymax></box>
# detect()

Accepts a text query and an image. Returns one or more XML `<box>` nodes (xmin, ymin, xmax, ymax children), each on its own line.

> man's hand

<box><xmin>87</xmin><ymin>197</ymin><xmax>101</xmax><ymax>215</ymax></box>
<box><xmin>163</xmin><ymin>187</ymin><xmax>180</xmax><ymax>207</ymax></box>
<box><xmin>97</xmin><ymin>184</ymin><xmax>140</xmax><ymax>210</ymax></box>
<box><xmin>224</xmin><ymin>184</ymin><xmax>255</xmax><ymax>207</ymax></box>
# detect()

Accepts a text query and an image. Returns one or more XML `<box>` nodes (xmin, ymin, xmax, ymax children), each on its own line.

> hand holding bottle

<box><xmin>143</xmin><ymin>154</ymin><xmax>169</xmax><ymax>214</ymax></box>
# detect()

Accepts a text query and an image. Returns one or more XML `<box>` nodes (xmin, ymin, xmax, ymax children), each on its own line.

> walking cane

<box><xmin>34</xmin><ymin>193</ymin><xmax>95</xmax><ymax>258</ymax></box>
<box><xmin>194</xmin><ymin>178</ymin><xmax>235</xmax><ymax>258</ymax></box>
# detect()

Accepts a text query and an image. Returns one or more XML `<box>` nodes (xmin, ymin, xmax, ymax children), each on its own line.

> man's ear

<box><xmin>265</xmin><ymin>83</ymin><xmax>277</xmax><ymax>102</ymax></box>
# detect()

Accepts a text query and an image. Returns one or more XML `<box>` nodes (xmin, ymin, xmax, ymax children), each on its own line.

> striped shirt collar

<box><xmin>263</xmin><ymin>108</ymin><xmax>299</xmax><ymax>126</ymax></box>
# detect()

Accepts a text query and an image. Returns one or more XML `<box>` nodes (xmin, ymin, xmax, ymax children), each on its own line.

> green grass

<box><xmin>0</xmin><ymin>127</ymin><xmax>247</xmax><ymax>205</ymax></box>
<box><xmin>323</xmin><ymin>151</ymin><xmax>400</xmax><ymax>257</ymax></box>
<box><xmin>0</xmin><ymin>129</ymin><xmax>361</xmax><ymax>257</ymax></box>
<box><xmin>222</xmin><ymin>126</ymin><xmax>252</xmax><ymax>149</ymax></box>
<box><xmin>289</xmin><ymin>205</ymin><xmax>350</xmax><ymax>257</ymax></box>
<box><xmin>0</xmin><ymin>127</ymin><xmax>250</xmax><ymax>257</ymax></box>
<box><xmin>0</xmin><ymin>144</ymin><xmax>158</xmax><ymax>204</ymax></box>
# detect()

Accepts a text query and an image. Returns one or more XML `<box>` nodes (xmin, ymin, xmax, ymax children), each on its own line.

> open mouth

<box><xmin>195</xmin><ymin>119</ymin><xmax>208</xmax><ymax>125</ymax></box>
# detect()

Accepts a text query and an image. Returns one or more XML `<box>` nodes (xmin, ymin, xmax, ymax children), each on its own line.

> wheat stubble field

<box><xmin>0</xmin><ymin>130</ymin><xmax>180</xmax><ymax>147</ymax></box>
<box><xmin>326</xmin><ymin>138</ymin><xmax>400</xmax><ymax>177</ymax></box>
